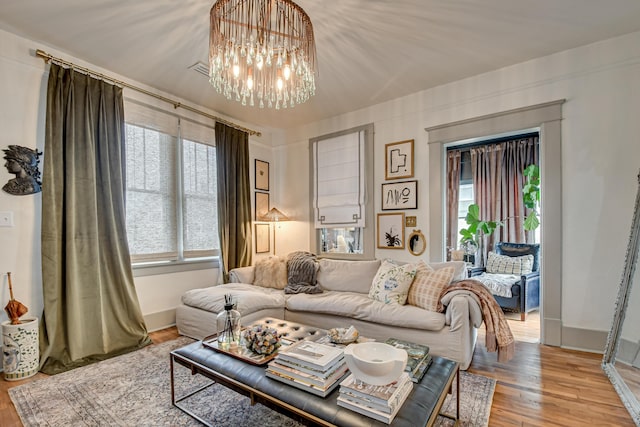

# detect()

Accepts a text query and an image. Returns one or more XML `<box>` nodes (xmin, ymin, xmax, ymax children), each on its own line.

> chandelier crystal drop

<box><xmin>209</xmin><ymin>0</ymin><xmax>317</xmax><ymax>109</ymax></box>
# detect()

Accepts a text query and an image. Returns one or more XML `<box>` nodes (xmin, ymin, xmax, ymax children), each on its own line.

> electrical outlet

<box><xmin>0</xmin><ymin>211</ymin><xmax>14</xmax><ymax>227</ymax></box>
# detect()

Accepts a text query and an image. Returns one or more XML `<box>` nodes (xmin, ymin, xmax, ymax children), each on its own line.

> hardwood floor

<box><xmin>0</xmin><ymin>316</ymin><xmax>636</xmax><ymax>426</ymax></box>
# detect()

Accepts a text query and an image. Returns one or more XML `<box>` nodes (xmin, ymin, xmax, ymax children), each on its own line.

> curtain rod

<box><xmin>35</xmin><ymin>49</ymin><xmax>262</xmax><ymax>137</ymax></box>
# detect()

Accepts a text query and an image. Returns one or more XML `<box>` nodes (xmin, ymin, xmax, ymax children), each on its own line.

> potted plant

<box><xmin>522</xmin><ymin>164</ymin><xmax>540</xmax><ymax>232</ymax></box>
<box><xmin>459</xmin><ymin>204</ymin><xmax>502</xmax><ymax>267</ymax></box>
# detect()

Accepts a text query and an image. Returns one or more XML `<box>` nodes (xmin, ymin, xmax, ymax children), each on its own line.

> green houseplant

<box><xmin>459</xmin><ymin>203</ymin><xmax>501</xmax><ymax>266</ymax></box>
<box><xmin>522</xmin><ymin>164</ymin><xmax>540</xmax><ymax>231</ymax></box>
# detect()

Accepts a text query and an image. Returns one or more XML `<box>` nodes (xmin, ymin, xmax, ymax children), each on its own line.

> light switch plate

<box><xmin>0</xmin><ymin>211</ymin><xmax>14</xmax><ymax>227</ymax></box>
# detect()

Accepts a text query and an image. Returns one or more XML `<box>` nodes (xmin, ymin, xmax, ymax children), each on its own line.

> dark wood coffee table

<box><xmin>170</xmin><ymin>319</ymin><xmax>459</xmax><ymax>427</ymax></box>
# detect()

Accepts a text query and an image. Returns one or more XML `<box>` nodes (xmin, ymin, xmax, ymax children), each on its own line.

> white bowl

<box><xmin>343</xmin><ymin>342</ymin><xmax>408</xmax><ymax>385</ymax></box>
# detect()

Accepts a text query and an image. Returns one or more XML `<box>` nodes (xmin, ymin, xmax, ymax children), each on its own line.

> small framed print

<box><xmin>381</xmin><ymin>180</ymin><xmax>418</xmax><ymax>210</ymax></box>
<box><xmin>255</xmin><ymin>223</ymin><xmax>270</xmax><ymax>253</ymax></box>
<box><xmin>385</xmin><ymin>139</ymin><xmax>414</xmax><ymax>180</ymax></box>
<box><xmin>377</xmin><ymin>212</ymin><xmax>405</xmax><ymax>249</ymax></box>
<box><xmin>405</xmin><ymin>216</ymin><xmax>417</xmax><ymax>227</ymax></box>
<box><xmin>255</xmin><ymin>159</ymin><xmax>270</xmax><ymax>191</ymax></box>
<box><xmin>255</xmin><ymin>191</ymin><xmax>270</xmax><ymax>221</ymax></box>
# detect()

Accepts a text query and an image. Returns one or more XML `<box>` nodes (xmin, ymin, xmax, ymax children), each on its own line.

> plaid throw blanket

<box><xmin>438</xmin><ymin>279</ymin><xmax>515</xmax><ymax>363</ymax></box>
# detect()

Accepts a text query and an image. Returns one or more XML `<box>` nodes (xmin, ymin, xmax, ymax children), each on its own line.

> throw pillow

<box><xmin>485</xmin><ymin>251</ymin><xmax>534</xmax><ymax>275</ymax></box>
<box><xmin>285</xmin><ymin>251</ymin><xmax>322</xmax><ymax>294</ymax></box>
<box><xmin>368</xmin><ymin>259</ymin><xmax>417</xmax><ymax>305</ymax></box>
<box><xmin>253</xmin><ymin>256</ymin><xmax>287</xmax><ymax>289</ymax></box>
<box><xmin>407</xmin><ymin>261</ymin><xmax>455</xmax><ymax>312</ymax></box>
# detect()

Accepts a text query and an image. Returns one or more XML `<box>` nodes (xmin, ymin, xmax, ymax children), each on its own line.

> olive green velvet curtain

<box><xmin>215</xmin><ymin>122</ymin><xmax>252</xmax><ymax>282</ymax></box>
<box><xmin>40</xmin><ymin>64</ymin><xmax>151</xmax><ymax>374</ymax></box>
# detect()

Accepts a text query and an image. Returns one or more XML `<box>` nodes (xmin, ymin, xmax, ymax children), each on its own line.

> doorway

<box><xmin>425</xmin><ymin>100</ymin><xmax>564</xmax><ymax>347</ymax></box>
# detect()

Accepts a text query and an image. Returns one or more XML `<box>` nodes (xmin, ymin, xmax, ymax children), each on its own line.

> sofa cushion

<box><xmin>485</xmin><ymin>251</ymin><xmax>533</xmax><ymax>275</ymax></box>
<box><xmin>254</xmin><ymin>256</ymin><xmax>287</xmax><ymax>289</ymax></box>
<box><xmin>285</xmin><ymin>251</ymin><xmax>322</xmax><ymax>294</ymax></box>
<box><xmin>407</xmin><ymin>261</ymin><xmax>455</xmax><ymax>312</ymax></box>
<box><xmin>429</xmin><ymin>261</ymin><xmax>467</xmax><ymax>282</ymax></box>
<box><xmin>285</xmin><ymin>291</ymin><xmax>445</xmax><ymax>331</ymax></box>
<box><xmin>317</xmin><ymin>258</ymin><xmax>381</xmax><ymax>293</ymax></box>
<box><xmin>181</xmin><ymin>283</ymin><xmax>285</xmax><ymax>316</ymax></box>
<box><xmin>368</xmin><ymin>259</ymin><xmax>417</xmax><ymax>305</ymax></box>
<box><xmin>495</xmin><ymin>242</ymin><xmax>540</xmax><ymax>272</ymax></box>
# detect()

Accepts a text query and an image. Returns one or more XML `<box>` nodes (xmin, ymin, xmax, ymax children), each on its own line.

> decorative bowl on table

<box><xmin>242</xmin><ymin>324</ymin><xmax>281</xmax><ymax>355</ymax></box>
<box><xmin>343</xmin><ymin>342</ymin><xmax>408</xmax><ymax>385</ymax></box>
<box><xmin>328</xmin><ymin>325</ymin><xmax>359</xmax><ymax>344</ymax></box>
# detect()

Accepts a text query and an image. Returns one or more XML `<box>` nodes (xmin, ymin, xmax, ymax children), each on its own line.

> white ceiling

<box><xmin>2</xmin><ymin>0</ymin><xmax>640</xmax><ymax>131</ymax></box>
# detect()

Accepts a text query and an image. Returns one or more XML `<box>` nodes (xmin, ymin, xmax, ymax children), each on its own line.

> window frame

<box><xmin>124</xmin><ymin>115</ymin><xmax>220</xmax><ymax>275</ymax></box>
<box><xmin>309</xmin><ymin>123</ymin><xmax>375</xmax><ymax>260</ymax></box>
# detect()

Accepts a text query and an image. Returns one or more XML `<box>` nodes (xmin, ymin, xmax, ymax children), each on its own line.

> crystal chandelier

<box><xmin>209</xmin><ymin>0</ymin><xmax>317</xmax><ymax>109</ymax></box>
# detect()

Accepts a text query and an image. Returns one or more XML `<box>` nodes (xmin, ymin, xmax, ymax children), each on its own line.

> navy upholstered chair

<box><xmin>469</xmin><ymin>242</ymin><xmax>540</xmax><ymax>321</ymax></box>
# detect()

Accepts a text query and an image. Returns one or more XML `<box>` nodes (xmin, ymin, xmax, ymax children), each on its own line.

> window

<box><xmin>124</xmin><ymin>104</ymin><xmax>219</xmax><ymax>265</ymax></box>
<box><xmin>457</xmin><ymin>183</ymin><xmax>474</xmax><ymax>235</ymax></box>
<box><xmin>310</xmin><ymin>124</ymin><xmax>374</xmax><ymax>259</ymax></box>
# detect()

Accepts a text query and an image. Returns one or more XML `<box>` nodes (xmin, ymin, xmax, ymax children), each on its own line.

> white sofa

<box><xmin>176</xmin><ymin>258</ymin><xmax>483</xmax><ymax>370</ymax></box>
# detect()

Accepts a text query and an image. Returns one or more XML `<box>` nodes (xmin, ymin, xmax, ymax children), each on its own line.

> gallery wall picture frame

<box><xmin>255</xmin><ymin>159</ymin><xmax>270</xmax><ymax>191</ymax></box>
<box><xmin>377</xmin><ymin>212</ymin><xmax>405</xmax><ymax>249</ymax></box>
<box><xmin>255</xmin><ymin>191</ymin><xmax>270</xmax><ymax>221</ymax></box>
<box><xmin>255</xmin><ymin>223</ymin><xmax>270</xmax><ymax>253</ymax></box>
<box><xmin>381</xmin><ymin>180</ymin><xmax>418</xmax><ymax>210</ymax></box>
<box><xmin>385</xmin><ymin>139</ymin><xmax>414</xmax><ymax>180</ymax></box>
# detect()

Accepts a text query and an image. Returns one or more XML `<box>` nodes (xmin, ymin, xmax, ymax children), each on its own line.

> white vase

<box><xmin>2</xmin><ymin>317</ymin><xmax>39</xmax><ymax>381</ymax></box>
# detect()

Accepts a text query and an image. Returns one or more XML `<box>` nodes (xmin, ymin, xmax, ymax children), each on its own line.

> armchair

<box><xmin>468</xmin><ymin>242</ymin><xmax>540</xmax><ymax>321</ymax></box>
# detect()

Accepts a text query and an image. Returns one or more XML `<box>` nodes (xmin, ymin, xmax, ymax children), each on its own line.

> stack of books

<box><xmin>266</xmin><ymin>340</ymin><xmax>347</xmax><ymax>397</ymax></box>
<box><xmin>384</xmin><ymin>338</ymin><xmax>432</xmax><ymax>383</ymax></box>
<box><xmin>337</xmin><ymin>372</ymin><xmax>413</xmax><ymax>424</ymax></box>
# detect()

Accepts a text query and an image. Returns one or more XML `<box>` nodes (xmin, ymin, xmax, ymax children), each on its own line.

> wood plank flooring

<box><xmin>0</xmin><ymin>315</ymin><xmax>636</xmax><ymax>426</ymax></box>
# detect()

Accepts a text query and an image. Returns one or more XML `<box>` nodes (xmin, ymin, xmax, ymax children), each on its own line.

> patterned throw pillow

<box><xmin>368</xmin><ymin>260</ymin><xmax>417</xmax><ymax>305</ymax></box>
<box><xmin>485</xmin><ymin>251</ymin><xmax>534</xmax><ymax>275</ymax></box>
<box><xmin>253</xmin><ymin>256</ymin><xmax>287</xmax><ymax>289</ymax></box>
<box><xmin>407</xmin><ymin>261</ymin><xmax>455</xmax><ymax>312</ymax></box>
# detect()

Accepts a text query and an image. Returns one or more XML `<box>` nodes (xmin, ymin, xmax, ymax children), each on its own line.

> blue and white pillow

<box><xmin>368</xmin><ymin>259</ymin><xmax>417</xmax><ymax>305</ymax></box>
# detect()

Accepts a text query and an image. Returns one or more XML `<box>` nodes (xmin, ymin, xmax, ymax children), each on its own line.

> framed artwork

<box><xmin>255</xmin><ymin>191</ymin><xmax>270</xmax><ymax>221</ymax></box>
<box><xmin>255</xmin><ymin>159</ymin><xmax>270</xmax><ymax>191</ymax></box>
<box><xmin>377</xmin><ymin>212</ymin><xmax>405</xmax><ymax>249</ymax></box>
<box><xmin>255</xmin><ymin>223</ymin><xmax>270</xmax><ymax>253</ymax></box>
<box><xmin>381</xmin><ymin>180</ymin><xmax>418</xmax><ymax>210</ymax></box>
<box><xmin>385</xmin><ymin>139</ymin><xmax>414</xmax><ymax>180</ymax></box>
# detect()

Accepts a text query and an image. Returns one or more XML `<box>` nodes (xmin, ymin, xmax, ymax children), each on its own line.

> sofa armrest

<box><xmin>228</xmin><ymin>266</ymin><xmax>255</xmax><ymax>284</ymax></box>
<box><xmin>519</xmin><ymin>271</ymin><xmax>540</xmax><ymax>311</ymax></box>
<box><xmin>441</xmin><ymin>291</ymin><xmax>483</xmax><ymax>329</ymax></box>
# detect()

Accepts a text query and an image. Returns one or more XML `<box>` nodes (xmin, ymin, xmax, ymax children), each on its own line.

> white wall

<box><xmin>0</xmin><ymin>29</ymin><xmax>276</xmax><ymax>330</ymax></box>
<box><xmin>279</xmin><ymin>31</ymin><xmax>640</xmax><ymax>346</ymax></box>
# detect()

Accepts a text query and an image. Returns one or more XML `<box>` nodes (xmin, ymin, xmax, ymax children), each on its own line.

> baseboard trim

<box><xmin>144</xmin><ymin>309</ymin><xmax>176</xmax><ymax>333</ymax></box>
<box><xmin>561</xmin><ymin>325</ymin><xmax>608</xmax><ymax>354</ymax></box>
<box><xmin>543</xmin><ymin>317</ymin><xmax>562</xmax><ymax>346</ymax></box>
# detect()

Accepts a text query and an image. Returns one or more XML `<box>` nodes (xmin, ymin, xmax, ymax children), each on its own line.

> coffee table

<box><xmin>170</xmin><ymin>319</ymin><xmax>459</xmax><ymax>426</ymax></box>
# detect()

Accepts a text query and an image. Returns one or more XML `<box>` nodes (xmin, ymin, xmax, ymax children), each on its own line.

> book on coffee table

<box><xmin>384</xmin><ymin>338</ymin><xmax>431</xmax><ymax>383</ymax></box>
<box><xmin>276</xmin><ymin>340</ymin><xmax>344</xmax><ymax>370</ymax></box>
<box><xmin>266</xmin><ymin>362</ymin><xmax>348</xmax><ymax>397</ymax></box>
<box><xmin>339</xmin><ymin>372</ymin><xmax>411</xmax><ymax>406</ymax></box>
<box><xmin>267</xmin><ymin>359</ymin><xmax>348</xmax><ymax>388</ymax></box>
<box><xmin>337</xmin><ymin>374</ymin><xmax>413</xmax><ymax>424</ymax></box>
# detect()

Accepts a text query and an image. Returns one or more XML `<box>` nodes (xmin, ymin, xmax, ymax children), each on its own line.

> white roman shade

<box><xmin>313</xmin><ymin>130</ymin><xmax>366</xmax><ymax>228</ymax></box>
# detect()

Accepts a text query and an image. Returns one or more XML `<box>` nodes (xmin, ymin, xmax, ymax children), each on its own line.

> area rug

<box><xmin>9</xmin><ymin>337</ymin><xmax>495</xmax><ymax>426</ymax></box>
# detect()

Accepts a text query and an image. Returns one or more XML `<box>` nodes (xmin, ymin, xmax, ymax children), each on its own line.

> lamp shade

<box><xmin>261</xmin><ymin>207</ymin><xmax>289</xmax><ymax>222</ymax></box>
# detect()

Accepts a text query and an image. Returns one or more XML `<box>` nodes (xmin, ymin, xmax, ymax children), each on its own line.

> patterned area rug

<box><xmin>10</xmin><ymin>337</ymin><xmax>495</xmax><ymax>426</ymax></box>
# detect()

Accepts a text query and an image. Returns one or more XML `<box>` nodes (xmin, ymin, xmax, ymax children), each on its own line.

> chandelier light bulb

<box><xmin>209</xmin><ymin>0</ymin><xmax>317</xmax><ymax>109</ymax></box>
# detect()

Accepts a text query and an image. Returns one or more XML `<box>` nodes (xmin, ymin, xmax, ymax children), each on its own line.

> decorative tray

<box><xmin>202</xmin><ymin>335</ymin><xmax>282</xmax><ymax>366</ymax></box>
<box><xmin>201</xmin><ymin>317</ymin><xmax>328</xmax><ymax>366</ymax></box>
